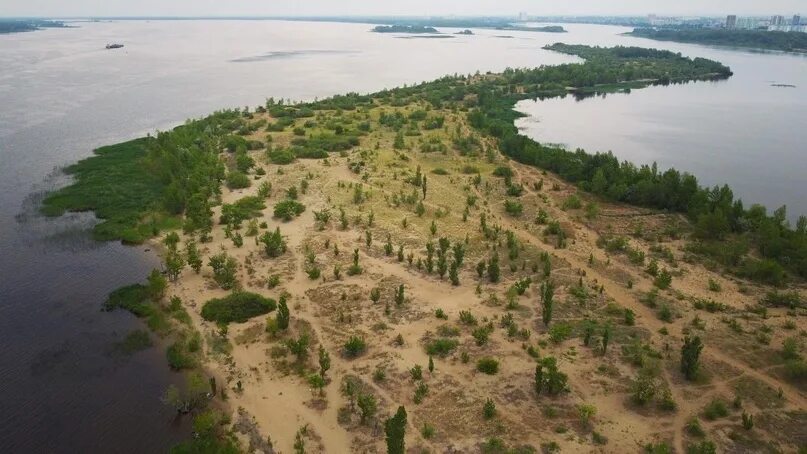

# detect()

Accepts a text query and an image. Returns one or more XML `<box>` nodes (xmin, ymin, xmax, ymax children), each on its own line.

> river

<box><xmin>0</xmin><ymin>19</ymin><xmax>804</xmax><ymax>452</ymax></box>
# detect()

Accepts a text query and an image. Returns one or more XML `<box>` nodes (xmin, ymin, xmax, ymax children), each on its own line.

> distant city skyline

<box><xmin>1</xmin><ymin>0</ymin><xmax>803</xmax><ymax>18</ymax></box>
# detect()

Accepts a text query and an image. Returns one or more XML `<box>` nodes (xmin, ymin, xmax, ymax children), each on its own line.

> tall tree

<box><xmin>541</xmin><ymin>281</ymin><xmax>555</xmax><ymax>326</ymax></box>
<box><xmin>681</xmin><ymin>336</ymin><xmax>704</xmax><ymax>381</ymax></box>
<box><xmin>385</xmin><ymin>406</ymin><xmax>407</xmax><ymax>454</ymax></box>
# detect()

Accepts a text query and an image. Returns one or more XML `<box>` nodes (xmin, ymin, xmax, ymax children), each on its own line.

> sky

<box><xmin>2</xmin><ymin>0</ymin><xmax>803</xmax><ymax>18</ymax></box>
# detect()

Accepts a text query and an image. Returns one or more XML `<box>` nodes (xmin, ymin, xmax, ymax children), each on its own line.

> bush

<box><xmin>344</xmin><ymin>336</ymin><xmax>367</xmax><ymax>358</ymax></box>
<box><xmin>477</xmin><ymin>357</ymin><xmax>499</xmax><ymax>375</ymax></box>
<box><xmin>226</xmin><ymin>171</ymin><xmax>251</xmax><ymax>189</ymax></box>
<box><xmin>702</xmin><ymin>398</ymin><xmax>728</xmax><ymax>420</ymax></box>
<box><xmin>201</xmin><ymin>292</ymin><xmax>276</xmax><ymax>323</ymax></box>
<box><xmin>166</xmin><ymin>340</ymin><xmax>197</xmax><ymax>370</ymax></box>
<box><xmin>274</xmin><ymin>200</ymin><xmax>306</xmax><ymax>221</ymax></box>
<box><xmin>268</xmin><ymin>148</ymin><xmax>295</xmax><ymax>164</ymax></box>
<box><xmin>504</xmin><ymin>200</ymin><xmax>523</xmax><ymax>217</ymax></box>
<box><xmin>425</xmin><ymin>338</ymin><xmax>459</xmax><ymax>357</ymax></box>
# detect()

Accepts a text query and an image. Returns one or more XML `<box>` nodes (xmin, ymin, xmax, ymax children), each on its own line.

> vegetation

<box><xmin>201</xmin><ymin>292</ymin><xmax>277</xmax><ymax>323</ymax></box>
<box><xmin>628</xmin><ymin>28</ymin><xmax>807</xmax><ymax>53</ymax></box>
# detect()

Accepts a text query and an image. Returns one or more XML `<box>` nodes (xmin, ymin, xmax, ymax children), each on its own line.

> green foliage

<box><xmin>702</xmin><ymin>398</ymin><xmax>728</xmax><ymax>420</ymax></box>
<box><xmin>534</xmin><ymin>357</ymin><xmax>568</xmax><ymax>395</ymax></box>
<box><xmin>477</xmin><ymin>357</ymin><xmax>499</xmax><ymax>375</ymax></box>
<box><xmin>425</xmin><ymin>338</ymin><xmax>459</xmax><ymax>357</ymax></box>
<box><xmin>208</xmin><ymin>252</ymin><xmax>238</xmax><ymax>290</ymax></box>
<box><xmin>260</xmin><ymin>227</ymin><xmax>287</xmax><ymax>257</ymax></box>
<box><xmin>273</xmin><ymin>200</ymin><xmax>306</xmax><ymax>221</ymax></box>
<box><xmin>629</xmin><ymin>27</ymin><xmax>807</xmax><ymax>53</ymax></box>
<box><xmin>681</xmin><ymin>336</ymin><xmax>703</xmax><ymax>381</ymax></box>
<box><xmin>201</xmin><ymin>292</ymin><xmax>276</xmax><ymax>324</ymax></box>
<box><xmin>219</xmin><ymin>196</ymin><xmax>265</xmax><ymax>227</ymax></box>
<box><xmin>344</xmin><ymin>336</ymin><xmax>367</xmax><ymax>358</ymax></box>
<box><xmin>384</xmin><ymin>406</ymin><xmax>407</xmax><ymax>454</ymax></box>
<box><xmin>483</xmin><ymin>398</ymin><xmax>496</xmax><ymax>419</ymax></box>
<box><xmin>276</xmin><ymin>295</ymin><xmax>290</xmax><ymax>330</ymax></box>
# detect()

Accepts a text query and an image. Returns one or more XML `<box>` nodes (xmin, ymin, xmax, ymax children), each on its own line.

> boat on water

<box><xmin>105</xmin><ymin>43</ymin><xmax>124</xmax><ymax>49</ymax></box>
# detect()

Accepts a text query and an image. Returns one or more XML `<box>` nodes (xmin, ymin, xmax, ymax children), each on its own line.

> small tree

<box><xmin>208</xmin><ymin>252</ymin><xmax>238</xmax><ymax>290</ymax></box>
<box><xmin>601</xmin><ymin>324</ymin><xmax>612</xmax><ymax>355</ymax></box>
<box><xmin>395</xmin><ymin>284</ymin><xmax>405</xmax><ymax>306</ymax></box>
<box><xmin>422</xmin><ymin>175</ymin><xmax>427</xmax><ymax>199</ymax></box>
<box><xmin>370</xmin><ymin>287</ymin><xmax>381</xmax><ymax>303</ymax></box>
<box><xmin>540</xmin><ymin>280</ymin><xmax>555</xmax><ymax>327</ymax></box>
<box><xmin>308</xmin><ymin>373</ymin><xmax>326</xmax><ymax>396</ymax></box>
<box><xmin>276</xmin><ymin>295</ymin><xmax>290</xmax><ymax>330</ymax></box>
<box><xmin>449</xmin><ymin>261</ymin><xmax>460</xmax><ymax>286</ymax></box>
<box><xmin>185</xmin><ymin>240</ymin><xmax>203</xmax><ymax>273</ymax></box>
<box><xmin>578</xmin><ymin>404</ymin><xmax>596</xmax><ymax>427</ymax></box>
<box><xmin>260</xmin><ymin>227</ymin><xmax>287</xmax><ymax>257</ymax></box>
<box><xmin>483</xmin><ymin>398</ymin><xmax>496</xmax><ymax>419</ymax></box>
<box><xmin>357</xmin><ymin>393</ymin><xmax>377</xmax><ymax>424</ymax></box>
<box><xmin>487</xmin><ymin>253</ymin><xmax>500</xmax><ymax>283</ymax></box>
<box><xmin>286</xmin><ymin>333</ymin><xmax>310</xmax><ymax>362</ymax></box>
<box><xmin>741</xmin><ymin>412</ymin><xmax>754</xmax><ymax>430</ymax></box>
<box><xmin>318</xmin><ymin>346</ymin><xmax>331</xmax><ymax>378</ymax></box>
<box><xmin>385</xmin><ymin>406</ymin><xmax>407</xmax><ymax>454</ymax></box>
<box><xmin>428</xmin><ymin>356</ymin><xmax>434</xmax><ymax>373</ymax></box>
<box><xmin>147</xmin><ymin>268</ymin><xmax>167</xmax><ymax>300</ymax></box>
<box><xmin>681</xmin><ymin>335</ymin><xmax>703</xmax><ymax>381</ymax></box>
<box><xmin>535</xmin><ymin>357</ymin><xmax>568</xmax><ymax>395</ymax></box>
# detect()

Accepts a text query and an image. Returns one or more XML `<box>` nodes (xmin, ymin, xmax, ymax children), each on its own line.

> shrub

<box><xmin>504</xmin><ymin>200</ymin><xmax>523</xmax><ymax>217</ymax></box>
<box><xmin>483</xmin><ymin>398</ymin><xmax>496</xmax><ymax>419</ymax></box>
<box><xmin>226</xmin><ymin>171</ymin><xmax>251</xmax><ymax>189</ymax></box>
<box><xmin>201</xmin><ymin>292</ymin><xmax>276</xmax><ymax>323</ymax></box>
<box><xmin>477</xmin><ymin>357</ymin><xmax>499</xmax><ymax>375</ymax></box>
<box><xmin>562</xmin><ymin>194</ymin><xmax>582</xmax><ymax>210</ymax></box>
<box><xmin>702</xmin><ymin>398</ymin><xmax>728</xmax><ymax>420</ymax></box>
<box><xmin>425</xmin><ymin>338</ymin><xmax>459</xmax><ymax>357</ymax></box>
<box><xmin>344</xmin><ymin>336</ymin><xmax>367</xmax><ymax>358</ymax></box>
<box><xmin>268</xmin><ymin>148</ymin><xmax>295</xmax><ymax>164</ymax></box>
<box><xmin>274</xmin><ymin>200</ymin><xmax>306</xmax><ymax>221</ymax></box>
<box><xmin>166</xmin><ymin>340</ymin><xmax>197</xmax><ymax>370</ymax></box>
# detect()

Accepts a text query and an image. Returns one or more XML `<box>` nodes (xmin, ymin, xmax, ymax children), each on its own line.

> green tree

<box><xmin>318</xmin><ymin>346</ymin><xmax>331</xmax><ymax>378</ymax></box>
<box><xmin>357</xmin><ymin>393</ymin><xmax>377</xmax><ymax>424</ymax></box>
<box><xmin>260</xmin><ymin>227</ymin><xmax>287</xmax><ymax>257</ymax></box>
<box><xmin>208</xmin><ymin>252</ymin><xmax>238</xmax><ymax>290</ymax></box>
<box><xmin>276</xmin><ymin>295</ymin><xmax>290</xmax><ymax>330</ymax></box>
<box><xmin>147</xmin><ymin>268</ymin><xmax>167</xmax><ymax>300</ymax></box>
<box><xmin>185</xmin><ymin>240</ymin><xmax>202</xmax><ymax>273</ymax></box>
<box><xmin>541</xmin><ymin>280</ymin><xmax>555</xmax><ymax>327</ymax></box>
<box><xmin>385</xmin><ymin>406</ymin><xmax>407</xmax><ymax>454</ymax></box>
<box><xmin>487</xmin><ymin>253</ymin><xmax>500</xmax><ymax>283</ymax></box>
<box><xmin>681</xmin><ymin>335</ymin><xmax>704</xmax><ymax>381</ymax></box>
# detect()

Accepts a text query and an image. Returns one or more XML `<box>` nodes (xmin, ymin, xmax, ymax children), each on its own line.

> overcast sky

<box><xmin>3</xmin><ymin>0</ymin><xmax>802</xmax><ymax>18</ymax></box>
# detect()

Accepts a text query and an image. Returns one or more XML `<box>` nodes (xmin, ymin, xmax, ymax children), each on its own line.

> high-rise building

<box><xmin>726</xmin><ymin>15</ymin><xmax>737</xmax><ymax>29</ymax></box>
<box><xmin>771</xmin><ymin>15</ymin><xmax>785</xmax><ymax>26</ymax></box>
<box><xmin>518</xmin><ymin>12</ymin><xmax>528</xmax><ymax>22</ymax></box>
<box><xmin>793</xmin><ymin>15</ymin><xmax>801</xmax><ymax>26</ymax></box>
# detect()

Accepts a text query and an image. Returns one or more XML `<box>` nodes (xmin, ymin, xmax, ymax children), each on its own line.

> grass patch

<box><xmin>41</xmin><ymin>138</ymin><xmax>171</xmax><ymax>243</ymax></box>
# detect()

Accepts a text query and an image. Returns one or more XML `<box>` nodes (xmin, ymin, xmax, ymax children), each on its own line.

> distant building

<box><xmin>726</xmin><ymin>15</ymin><xmax>737</xmax><ymax>29</ymax></box>
<box><xmin>736</xmin><ymin>17</ymin><xmax>760</xmax><ymax>29</ymax></box>
<box><xmin>518</xmin><ymin>12</ymin><xmax>528</xmax><ymax>22</ymax></box>
<box><xmin>793</xmin><ymin>15</ymin><xmax>801</xmax><ymax>26</ymax></box>
<box><xmin>771</xmin><ymin>15</ymin><xmax>786</xmax><ymax>26</ymax></box>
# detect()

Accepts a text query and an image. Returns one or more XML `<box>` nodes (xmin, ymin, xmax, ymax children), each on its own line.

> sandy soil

<box><xmin>157</xmin><ymin>104</ymin><xmax>806</xmax><ymax>453</ymax></box>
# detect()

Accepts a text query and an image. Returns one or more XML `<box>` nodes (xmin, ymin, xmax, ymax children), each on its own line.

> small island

<box><xmin>372</xmin><ymin>25</ymin><xmax>439</xmax><ymax>34</ymax></box>
<box><xmin>627</xmin><ymin>27</ymin><xmax>807</xmax><ymax>53</ymax></box>
<box><xmin>496</xmin><ymin>25</ymin><xmax>566</xmax><ymax>33</ymax></box>
<box><xmin>455</xmin><ymin>29</ymin><xmax>474</xmax><ymax>35</ymax></box>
